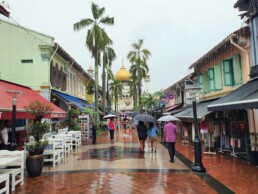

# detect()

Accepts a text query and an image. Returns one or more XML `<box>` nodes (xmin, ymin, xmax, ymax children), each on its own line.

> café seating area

<box><xmin>0</xmin><ymin>128</ymin><xmax>82</xmax><ymax>193</ymax></box>
<box><xmin>34</xmin><ymin>128</ymin><xmax>82</xmax><ymax>167</ymax></box>
<box><xmin>0</xmin><ymin>150</ymin><xmax>25</xmax><ymax>193</ymax></box>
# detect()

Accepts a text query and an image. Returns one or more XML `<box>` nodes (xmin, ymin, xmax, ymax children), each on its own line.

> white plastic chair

<box><xmin>0</xmin><ymin>150</ymin><xmax>25</xmax><ymax>192</ymax></box>
<box><xmin>68</xmin><ymin>131</ymin><xmax>80</xmax><ymax>150</ymax></box>
<box><xmin>0</xmin><ymin>174</ymin><xmax>9</xmax><ymax>194</ymax></box>
<box><xmin>43</xmin><ymin>139</ymin><xmax>63</xmax><ymax>167</ymax></box>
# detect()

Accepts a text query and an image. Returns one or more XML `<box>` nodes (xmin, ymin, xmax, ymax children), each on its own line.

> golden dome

<box><xmin>115</xmin><ymin>65</ymin><xmax>130</xmax><ymax>82</ymax></box>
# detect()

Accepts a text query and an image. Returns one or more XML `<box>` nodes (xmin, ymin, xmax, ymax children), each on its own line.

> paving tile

<box><xmin>5</xmin><ymin>129</ymin><xmax>258</xmax><ymax>193</ymax></box>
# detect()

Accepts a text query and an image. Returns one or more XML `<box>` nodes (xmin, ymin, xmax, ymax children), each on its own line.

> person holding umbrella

<box><xmin>163</xmin><ymin>120</ymin><xmax>177</xmax><ymax>163</ymax></box>
<box><xmin>136</xmin><ymin>121</ymin><xmax>148</xmax><ymax>153</ymax></box>
<box><xmin>108</xmin><ymin>117</ymin><xmax>115</xmax><ymax>143</ymax></box>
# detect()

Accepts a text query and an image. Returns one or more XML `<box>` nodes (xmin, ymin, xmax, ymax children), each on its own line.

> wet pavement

<box><xmin>12</xmin><ymin>128</ymin><xmax>258</xmax><ymax>194</ymax></box>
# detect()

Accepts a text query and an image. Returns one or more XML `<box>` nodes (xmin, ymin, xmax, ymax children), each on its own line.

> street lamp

<box><xmin>6</xmin><ymin>90</ymin><xmax>23</xmax><ymax>151</ymax></box>
<box><xmin>185</xmin><ymin>86</ymin><xmax>206</xmax><ymax>173</ymax></box>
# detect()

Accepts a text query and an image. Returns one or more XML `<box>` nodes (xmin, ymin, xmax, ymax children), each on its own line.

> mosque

<box><xmin>114</xmin><ymin>62</ymin><xmax>150</xmax><ymax>113</ymax></box>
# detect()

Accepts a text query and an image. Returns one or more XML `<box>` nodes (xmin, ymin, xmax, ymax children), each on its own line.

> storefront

<box><xmin>174</xmin><ymin>99</ymin><xmax>216</xmax><ymax>153</ymax></box>
<box><xmin>0</xmin><ymin>80</ymin><xmax>67</xmax><ymax>149</ymax></box>
<box><xmin>51</xmin><ymin>89</ymin><xmax>94</xmax><ymax>112</ymax></box>
<box><xmin>208</xmin><ymin>78</ymin><xmax>258</xmax><ymax>164</ymax></box>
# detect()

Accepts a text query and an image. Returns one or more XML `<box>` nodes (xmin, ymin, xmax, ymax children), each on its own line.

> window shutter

<box><xmin>233</xmin><ymin>54</ymin><xmax>243</xmax><ymax>85</ymax></box>
<box><xmin>208</xmin><ymin>68</ymin><xmax>215</xmax><ymax>91</ymax></box>
<box><xmin>198</xmin><ymin>74</ymin><xmax>204</xmax><ymax>93</ymax></box>
<box><xmin>223</xmin><ymin>59</ymin><xmax>234</xmax><ymax>86</ymax></box>
<box><xmin>214</xmin><ymin>64</ymin><xmax>222</xmax><ymax>90</ymax></box>
<box><xmin>203</xmin><ymin>71</ymin><xmax>209</xmax><ymax>93</ymax></box>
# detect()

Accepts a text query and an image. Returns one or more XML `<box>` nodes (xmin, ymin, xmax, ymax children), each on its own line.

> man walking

<box><xmin>163</xmin><ymin>121</ymin><xmax>177</xmax><ymax>163</ymax></box>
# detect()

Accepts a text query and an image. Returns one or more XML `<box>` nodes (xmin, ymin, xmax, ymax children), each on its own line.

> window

<box><xmin>203</xmin><ymin>71</ymin><xmax>209</xmax><ymax>93</ymax></box>
<box><xmin>223</xmin><ymin>59</ymin><xmax>234</xmax><ymax>86</ymax></box>
<box><xmin>208</xmin><ymin>68</ymin><xmax>215</xmax><ymax>91</ymax></box>
<box><xmin>198</xmin><ymin>74</ymin><xmax>204</xmax><ymax>93</ymax></box>
<box><xmin>21</xmin><ymin>59</ymin><xmax>33</xmax><ymax>63</ymax></box>
<box><xmin>233</xmin><ymin>54</ymin><xmax>242</xmax><ymax>85</ymax></box>
<box><xmin>214</xmin><ymin>64</ymin><xmax>222</xmax><ymax>90</ymax></box>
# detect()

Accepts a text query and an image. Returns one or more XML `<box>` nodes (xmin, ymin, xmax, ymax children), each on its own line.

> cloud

<box><xmin>4</xmin><ymin>0</ymin><xmax>243</xmax><ymax>92</ymax></box>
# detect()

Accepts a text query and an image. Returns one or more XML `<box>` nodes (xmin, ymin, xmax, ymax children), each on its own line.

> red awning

<box><xmin>163</xmin><ymin>104</ymin><xmax>182</xmax><ymax>112</ymax></box>
<box><xmin>0</xmin><ymin>80</ymin><xmax>67</xmax><ymax>119</ymax></box>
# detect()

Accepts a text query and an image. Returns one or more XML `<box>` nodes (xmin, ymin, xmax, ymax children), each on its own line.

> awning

<box><xmin>163</xmin><ymin>107</ymin><xmax>187</xmax><ymax>115</ymax></box>
<box><xmin>174</xmin><ymin>99</ymin><xmax>217</xmax><ymax>122</ymax></box>
<box><xmin>0</xmin><ymin>80</ymin><xmax>67</xmax><ymax>119</ymax></box>
<box><xmin>52</xmin><ymin>90</ymin><xmax>94</xmax><ymax>111</ymax></box>
<box><xmin>163</xmin><ymin>103</ymin><xmax>182</xmax><ymax>112</ymax></box>
<box><xmin>207</xmin><ymin>78</ymin><xmax>258</xmax><ymax>111</ymax></box>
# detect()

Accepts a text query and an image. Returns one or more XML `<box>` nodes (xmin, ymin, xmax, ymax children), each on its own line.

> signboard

<box><xmin>185</xmin><ymin>79</ymin><xmax>200</xmax><ymax>103</ymax></box>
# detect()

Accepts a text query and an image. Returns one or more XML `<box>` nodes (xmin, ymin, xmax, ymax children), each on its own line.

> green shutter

<box><xmin>208</xmin><ymin>68</ymin><xmax>215</xmax><ymax>91</ymax></box>
<box><xmin>203</xmin><ymin>71</ymin><xmax>209</xmax><ymax>93</ymax></box>
<box><xmin>214</xmin><ymin>64</ymin><xmax>222</xmax><ymax>90</ymax></box>
<box><xmin>198</xmin><ymin>74</ymin><xmax>204</xmax><ymax>93</ymax></box>
<box><xmin>233</xmin><ymin>54</ymin><xmax>242</xmax><ymax>85</ymax></box>
<box><xmin>223</xmin><ymin>59</ymin><xmax>234</xmax><ymax>86</ymax></box>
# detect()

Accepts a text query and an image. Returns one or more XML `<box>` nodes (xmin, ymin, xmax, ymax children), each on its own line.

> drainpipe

<box><xmin>229</xmin><ymin>35</ymin><xmax>250</xmax><ymax>82</ymax></box>
<box><xmin>49</xmin><ymin>44</ymin><xmax>59</xmax><ymax>88</ymax></box>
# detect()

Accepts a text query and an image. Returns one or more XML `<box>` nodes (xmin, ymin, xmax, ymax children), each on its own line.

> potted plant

<box><xmin>24</xmin><ymin>100</ymin><xmax>53</xmax><ymax>177</ymax></box>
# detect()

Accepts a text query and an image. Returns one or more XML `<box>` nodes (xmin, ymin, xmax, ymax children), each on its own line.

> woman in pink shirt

<box><xmin>163</xmin><ymin>121</ymin><xmax>177</xmax><ymax>163</ymax></box>
<box><xmin>108</xmin><ymin>118</ymin><xmax>115</xmax><ymax>143</ymax></box>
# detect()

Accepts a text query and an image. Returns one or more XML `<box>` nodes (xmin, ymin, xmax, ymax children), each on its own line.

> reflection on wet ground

<box><xmin>80</xmin><ymin>146</ymin><xmax>145</xmax><ymax>161</ymax></box>
<box><xmin>11</xmin><ymin>129</ymin><xmax>258</xmax><ymax>193</ymax></box>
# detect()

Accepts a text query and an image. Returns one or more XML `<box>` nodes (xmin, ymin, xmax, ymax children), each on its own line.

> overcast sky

<box><xmin>2</xmin><ymin>0</ymin><xmax>244</xmax><ymax>92</ymax></box>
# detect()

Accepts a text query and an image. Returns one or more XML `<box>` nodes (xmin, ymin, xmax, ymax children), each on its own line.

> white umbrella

<box><xmin>103</xmin><ymin>114</ymin><xmax>117</xmax><ymax>119</ymax></box>
<box><xmin>157</xmin><ymin>115</ymin><xmax>180</xmax><ymax>122</ymax></box>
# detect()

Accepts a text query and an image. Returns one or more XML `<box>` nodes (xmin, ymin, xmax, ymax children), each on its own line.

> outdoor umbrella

<box><xmin>157</xmin><ymin>115</ymin><xmax>180</xmax><ymax>122</ymax></box>
<box><xmin>133</xmin><ymin>114</ymin><xmax>156</xmax><ymax>123</ymax></box>
<box><xmin>103</xmin><ymin>114</ymin><xmax>117</xmax><ymax>119</ymax></box>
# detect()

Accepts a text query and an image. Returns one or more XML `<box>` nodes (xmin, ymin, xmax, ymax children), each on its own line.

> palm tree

<box><xmin>102</xmin><ymin>46</ymin><xmax>116</xmax><ymax>115</ymax></box>
<box><xmin>140</xmin><ymin>91</ymin><xmax>164</xmax><ymax>114</ymax></box>
<box><xmin>129</xmin><ymin>64</ymin><xmax>138</xmax><ymax>110</ymax></box>
<box><xmin>109</xmin><ymin>78</ymin><xmax>123</xmax><ymax>113</ymax></box>
<box><xmin>127</xmin><ymin>39</ymin><xmax>151</xmax><ymax>112</ymax></box>
<box><xmin>106</xmin><ymin>66</ymin><xmax>114</xmax><ymax>113</ymax></box>
<box><xmin>73</xmin><ymin>3</ymin><xmax>114</xmax><ymax>124</ymax></box>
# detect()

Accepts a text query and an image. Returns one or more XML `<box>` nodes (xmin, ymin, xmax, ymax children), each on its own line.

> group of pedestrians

<box><xmin>136</xmin><ymin>121</ymin><xmax>159</xmax><ymax>153</ymax></box>
<box><xmin>136</xmin><ymin>120</ymin><xmax>177</xmax><ymax>163</ymax></box>
<box><xmin>107</xmin><ymin>115</ymin><xmax>177</xmax><ymax>163</ymax></box>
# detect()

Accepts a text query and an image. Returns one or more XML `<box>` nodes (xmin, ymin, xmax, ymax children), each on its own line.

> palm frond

<box><xmin>99</xmin><ymin>16</ymin><xmax>114</xmax><ymax>25</ymax></box>
<box><xmin>73</xmin><ymin>19</ymin><xmax>94</xmax><ymax>31</ymax></box>
<box><xmin>141</xmin><ymin>49</ymin><xmax>151</xmax><ymax>58</ymax></box>
<box><xmin>91</xmin><ymin>3</ymin><xmax>105</xmax><ymax>20</ymax></box>
<box><xmin>86</xmin><ymin>29</ymin><xmax>94</xmax><ymax>54</ymax></box>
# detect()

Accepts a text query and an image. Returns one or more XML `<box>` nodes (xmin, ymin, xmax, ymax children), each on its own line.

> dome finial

<box><xmin>122</xmin><ymin>59</ymin><xmax>124</xmax><ymax>68</ymax></box>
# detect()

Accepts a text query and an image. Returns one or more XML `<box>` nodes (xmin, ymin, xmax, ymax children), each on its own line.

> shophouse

<box><xmin>176</xmin><ymin>26</ymin><xmax>254</xmax><ymax>161</ymax></box>
<box><xmin>163</xmin><ymin>74</ymin><xmax>195</xmax><ymax>114</ymax></box>
<box><xmin>0</xmin><ymin>18</ymin><xmax>96</xmax><ymax>114</ymax></box>
<box><xmin>164</xmin><ymin>73</ymin><xmax>203</xmax><ymax>142</ymax></box>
